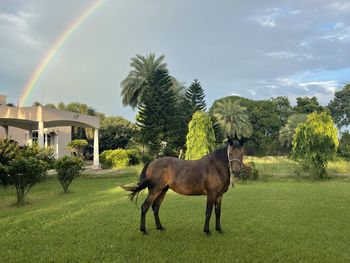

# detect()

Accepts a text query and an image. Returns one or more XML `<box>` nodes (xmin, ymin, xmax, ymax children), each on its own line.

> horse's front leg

<box><xmin>215</xmin><ymin>195</ymin><xmax>223</xmax><ymax>233</ymax></box>
<box><xmin>204</xmin><ymin>195</ymin><xmax>215</xmax><ymax>235</ymax></box>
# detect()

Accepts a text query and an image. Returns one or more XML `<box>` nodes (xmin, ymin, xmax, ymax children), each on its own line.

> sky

<box><xmin>1</xmin><ymin>0</ymin><xmax>350</xmax><ymax>121</ymax></box>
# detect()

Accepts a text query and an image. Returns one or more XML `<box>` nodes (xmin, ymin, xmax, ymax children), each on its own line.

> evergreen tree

<box><xmin>137</xmin><ymin>69</ymin><xmax>179</xmax><ymax>158</ymax></box>
<box><xmin>185</xmin><ymin>111</ymin><xmax>216</xmax><ymax>160</ymax></box>
<box><xmin>178</xmin><ymin>79</ymin><xmax>207</xmax><ymax>150</ymax></box>
<box><xmin>184</xmin><ymin>79</ymin><xmax>206</xmax><ymax>114</ymax></box>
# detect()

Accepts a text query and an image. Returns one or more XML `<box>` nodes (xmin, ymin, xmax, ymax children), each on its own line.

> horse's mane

<box><xmin>211</xmin><ymin>146</ymin><xmax>229</xmax><ymax>164</ymax></box>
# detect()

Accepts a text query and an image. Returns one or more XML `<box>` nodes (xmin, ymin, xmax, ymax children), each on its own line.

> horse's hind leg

<box><xmin>140</xmin><ymin>189</ymin><xmax>162</xmax><ymax>234</ymax></box>
<box><xmin>204</xmin><ymin>195</ymin><xmax>215</xmax><ymax>235</ymax></box>
<box><xmin>152</xmin><ymin>186</ymin><xmax>169</xmax><ymax>231</ymax></box>
<box><xmin>215</xmin><ymin>195</ymin><xmax>223</xmax><ymax>233</ymax></box>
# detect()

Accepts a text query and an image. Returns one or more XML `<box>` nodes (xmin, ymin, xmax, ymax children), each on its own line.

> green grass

<box><xmin>1</xmin><ymin>170</ymin><xmax>350</xmax><ymax>262</ymax></box>
<box><xmin>245</xmin><ymin>156</ymin><xmax>350</xmax><ymax>180</ymax></box>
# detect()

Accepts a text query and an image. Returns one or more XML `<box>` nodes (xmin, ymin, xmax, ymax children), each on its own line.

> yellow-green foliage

<box><xmin>185</xmin><ymin>111</ymin><xmax>216</xmax><ymax>160</ymax></box>
<box><xmin>100</xmin><ymin>149</ymin><xmax>139</xmax><ymax>169</ymax></box>
<box><xmin>292</xmin><ymin>112</ymin><xmax>339</xmax><ymax>178</ymax></box>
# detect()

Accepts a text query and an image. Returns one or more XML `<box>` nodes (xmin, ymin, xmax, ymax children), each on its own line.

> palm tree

<box><xmin>121</xmin><ymin>53</ymin><xmax>167</xmax><ymax>108</ymax></box>
<box><xmin>212</xmin><ymin>99</ymin><xmax>252</xmax><ymax>139</ymax></box>
<box><xmin>279</xmin><ymin>114</ymin><xmax>307</xmax><ymax>148</ymax></box>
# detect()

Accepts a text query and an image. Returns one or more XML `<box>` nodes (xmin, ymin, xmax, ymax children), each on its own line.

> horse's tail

<box><xmin>122</xmin><ymin>162</ymin><xmax>151</xmax><ymax>203</ymax></box>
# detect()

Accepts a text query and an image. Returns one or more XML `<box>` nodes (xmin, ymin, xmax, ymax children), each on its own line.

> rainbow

<box><xmin>19</xmin><ymin>0</ymin><xmax>104</xmax><ymax>107</ymax></box>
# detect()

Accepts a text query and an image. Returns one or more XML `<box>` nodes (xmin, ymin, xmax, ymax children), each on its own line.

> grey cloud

<box><xmin>0</xmin><ymin>0</ymin><xmax>350</xmax><ymax>120</ymax></box>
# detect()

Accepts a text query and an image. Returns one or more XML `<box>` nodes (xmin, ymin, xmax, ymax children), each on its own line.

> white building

<box><xmin>0</xmin><ymin>95</ymin><xmax>100</xmax><ymax>168</ymax></box>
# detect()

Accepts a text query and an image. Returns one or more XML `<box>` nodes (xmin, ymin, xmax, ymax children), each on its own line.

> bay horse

<box><xmin>125</xmin><ymin>136</ymin><xmax>245</xmax><ymax>235</ymax></box>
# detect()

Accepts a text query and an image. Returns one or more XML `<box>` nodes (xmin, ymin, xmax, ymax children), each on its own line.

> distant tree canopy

<box><xmin>328</xmin><ymin>84</ymin><xmax>350</xmax><ymax>129</ymax></box>
<box><xmin>185</xmin><ymin>111</ymin><xmax>216</xmax><ymax>160</ymax></box>
<box><xmin>279</xmin><ymin>114</ymin><xmax>307</xmax><ymax>148</ymax></box>
<box><xmin>210</xmin><ymin>96</ymin><xmax>287</xmax><ymax>155</ymax></box>
<box><xmin>338</xmin><ymin>131</ymin><xmax>350</xmax><ymax>158</ymax></box>
<box><xmin>99</xmin><ymin>115</ymin><xmax>138</xmax><ymax>152</ymax></box>
<box><xmin>292</xmin><ymin>112</ymin><xmax>339</xmax><ymax>179</ymax></box>
<box><xmin>293</xmin><ymin>97</ymin><xmax>323</xmax><ymax>114</ymax></box>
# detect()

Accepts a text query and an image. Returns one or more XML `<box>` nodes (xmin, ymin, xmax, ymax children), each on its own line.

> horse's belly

<box><xmin>168</xmin><ymin>176</ymin><xmax>206</xmax><ymax>196</ymax></box>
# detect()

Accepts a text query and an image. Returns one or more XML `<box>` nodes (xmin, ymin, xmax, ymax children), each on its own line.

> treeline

<box><xmin>119</xmin><ymin>53</ymin><xmax>350</xmax><ymax>159</ymax></box>
<box><xmin>31</xmin><ymin>53</ymin><xmax>350</xmax><ymax>160</ymax></box>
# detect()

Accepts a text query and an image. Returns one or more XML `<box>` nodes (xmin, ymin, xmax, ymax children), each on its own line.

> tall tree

<box><xmin>294</xmin><ymin>97</ymin><xmax>323</xmax><ymax>114</ymax></box>
<box><xmin>185</xmin><ymin>111</ymin><xmax>216</xmax><ymax>160</ymax></box>
<box><xmin>137</xmin><ymin>69</ymin><xmax>179</xmax><ymax>157</ymax></box>
<box><xmin>212</xmin><ymin>98</ymin><xmax>252</xmax><ymax>139</ymax></box>
<box><xmin>292</xmin><ymin>112</ymin><xmax>338</xmax><ymax>179</ymax></box>
<box><xmin>121</xmin><ymin>53</ymin><xmax>167</xmax><ymax>108</ymax></box>
<box><xmin>271</xmin><ymin>96</ymin><xmax>292</xmax><ymax>127</ymax></box>
<box><xmin>279</xmin><ymin>114</ymin><xmax>307</xmax><ymax>148</ymax></box>
<box><xmin>184</xmin><ymin>79</ymin><xmax>206</xmax><ymax>113</ymax></box>
<box><xmin>179</xmin><ymin>79</ymin><xmax>207</xmax><ymax>148</ymax></box>
<box><xmin>328</xmin><ymin>84</ymin><xmax>350</xmax><ymax>129</ymax></box>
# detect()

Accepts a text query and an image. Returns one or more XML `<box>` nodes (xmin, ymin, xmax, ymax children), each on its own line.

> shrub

<box><xmin>240</xmin><ymin>162</ymin><xmax>259</xmax><ymax>180</ymax></box>
<box><xmin>185</xmin><ymin>111</ymin><xmax>216</xmax><ymax>160</ymax></box>
<box><xmin>0</xmin><ymin>143</ymin><xmax>53</xmax><ymax>205</ymax></box>
<box><xmin>0</xmin><ymin>140</ymin><xmax>20</xmax><ymax>187</ymax></box>
<box><xmin>7</xmin><ymin>157</ymin><xmax>48</xmax><ymax>205</ymax></box>
<box><xmin>100</xmin><ymin>149</ymin><xmax>141</xmax><ymax>169</ymax></box>
<box><xmin>292</xmin><ymin>112</ymin><xmax>339</xmax><ymax>179</ymax></box>
<box><xmin>55</xmin><ymin>156</ymin><xmax>84</xmax><ymax>193</ymax></box>
<box><xmin>67</xmin><ymin>139</ymin><xmax>88</xmax><ymax>159</ymax></box>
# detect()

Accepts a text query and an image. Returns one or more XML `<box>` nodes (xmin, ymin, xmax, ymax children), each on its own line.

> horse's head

<box><xmin>227</xmin><ymin>135</ymin><xmax>246</xmax><ymax>175</ymax></box>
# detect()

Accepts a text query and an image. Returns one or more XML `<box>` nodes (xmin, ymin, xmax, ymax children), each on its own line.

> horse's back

<box><xmin>146</xmin><ymin>156</ymin><xmax>227</xmax><ymax>195</ymax></box>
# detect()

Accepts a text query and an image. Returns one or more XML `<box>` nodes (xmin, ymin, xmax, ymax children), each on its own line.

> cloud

<box><xmin>0</xmin><ymin>9</ymin><xmax>39</xmax><ymax>46</ymax></box>
<box><xmin>1</xmin><ymin>0</ymin><xmax>350</xmax><ymax>120</ymax></box>
<box><xmin>254</xmin><ymin>7</ymin><xmax>300</xmax><ymax>28</ymax></box>
<box><xmin>322</xmin><ymin>22</ymin><xmax>350</xmax><ymax>41</ymax></box>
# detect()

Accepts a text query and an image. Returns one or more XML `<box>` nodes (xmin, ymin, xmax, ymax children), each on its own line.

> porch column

<box><xmin>44</xmin><ymin>133</ymin><xmax>48</xmax><ymax>148</ymax></box>
<box><xmin>27</xmin><ymin>129</ymin><xmax>33</xmax><ymax>146</ymax></box>
<box><xmin>93</xmin><ymin>128</ymin><xmax>100</xmax><ymax>169</ymax></box>
<box><xmin>4</xmin><ymin>125</ymin><xmax>9</xmax><ymax>139</ymax></box>
<box><xmin>38</xmin><ymin>121</ymin><xmax>44</xmax><ymax>147</ymax></box>
<box><xmin>55</xmin><ymin>132</ymin><xmax>59</xmax><ymax>158</ymax></box>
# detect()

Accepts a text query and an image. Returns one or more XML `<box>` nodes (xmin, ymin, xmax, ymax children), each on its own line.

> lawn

<box><xmin>1</xmin><ymin>168</ymin><xmax>350</xmax><ymax>262</ymax></box>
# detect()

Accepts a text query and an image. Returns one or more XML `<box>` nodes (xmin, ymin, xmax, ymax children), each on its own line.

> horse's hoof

<box><xmin>157</xmin><ymin>227</ymin><xmax>166</xmax><ymax>231</ymax></box>
<box><xmin>216</xmin><ymin>228</ymin><xmax>224</xmax><ymax>234</ymax></box>
<box><xmin>204</xmin><ymin>230</ymin><xmax>212</xmax><ymax>236</ymax></box>
<box><xmin>140</xmin><ymin>229</ymin><xmax>148</xmax><ymax>235</ymax></box>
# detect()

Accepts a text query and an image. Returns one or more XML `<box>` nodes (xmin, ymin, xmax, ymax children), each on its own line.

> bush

<box><xmin>100</xmin><ymin>149</ymin><xmax>141</xmax><ymax>169</ymax></box>
<box><xmin>7</xmin><ymin>157</ymin><xmax>48</xmax><ymax>205</ymax></box>
<box><xmin>67</xmin><ymin>139</ymin><xmax>88</xmax><ymax>159</ymax></box>
<box><xmin>0</xmin><ymin>140</ymin><xmax>20</xmax><ymax>187</ymax></box>
<box><xmin>292</xmin><ymin>112</ymin><xmax>338</xmax><ymax>179</ymax></box>
<box><xmin>55</xmin><ymin>156</ymin><xmax>84</xmax><ymax>193</ymax></box>
<box><xmin>240</xmin><ymin>162</ymin><xmax>259</xmax><ymax>180</ymax></box>
<box><xmin>0</xmin><ymin>143</ymin><xmax>53</xmax><ymax>204</ymax></box>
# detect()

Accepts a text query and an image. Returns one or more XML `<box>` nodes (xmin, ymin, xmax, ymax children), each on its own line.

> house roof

<box><xmin>0</xmin><ymin>105</ymin><xmax>100</xmax><ymax>130</ymax></box>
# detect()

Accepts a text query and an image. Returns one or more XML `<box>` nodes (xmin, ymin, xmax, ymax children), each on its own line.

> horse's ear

<box><xmin>239</xmin><ymin>136</ymin><xmax>248</xmax><ymax>146</ymax></box>
<box><xmin>233</xmin><ymin>133</ymin><xmax>239</xmax><ymax>141</ymax></box>
<box><xmin>227</xmin><ymin>136</ymin><xmax>234</xmax><ymax>146</ymax></box>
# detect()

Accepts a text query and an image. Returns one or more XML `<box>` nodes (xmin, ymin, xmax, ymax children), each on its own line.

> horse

<box><xmin>124</xmin><ymin>136</ymin><xmax>245</xmax><ymax>235</ymax></box>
